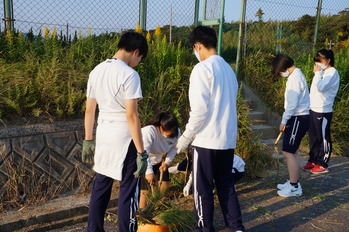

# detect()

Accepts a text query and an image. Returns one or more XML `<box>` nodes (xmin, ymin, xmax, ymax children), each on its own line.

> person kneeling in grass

<box><xmin>139</xmin><ymin>111</ymin><xmax>180</xmax><ymax>208</ymax></box>
<box><xmin>271</xmin><ymin>54</ymin><xmax>310</xmax><ymax>197</ymax></box>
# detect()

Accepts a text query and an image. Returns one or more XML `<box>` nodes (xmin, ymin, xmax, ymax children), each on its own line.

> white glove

<box><xmin>183</xmin><ymin>182</ymin><xmax>191</xmax><ymax>196</ymax></box>
<box><xmin>176</xmin><ymin>135</ymin><xmax>192</xmax><ymax>154</ymax></box>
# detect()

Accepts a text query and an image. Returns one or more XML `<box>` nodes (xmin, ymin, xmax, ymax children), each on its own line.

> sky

<box><xmin>0</xmin><ymin>0</ymin><xmax>347</xmax><ymax>35</ymax></box>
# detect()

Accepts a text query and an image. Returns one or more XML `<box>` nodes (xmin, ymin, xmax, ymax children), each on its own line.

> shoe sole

<box><xmin>277</xmin><ymin>192</ymin><xmax>302</xmax><ymax>197</ymax></box>
<box><xmin>310</xmin><ymin>169</ymin><xmax>329</xmax><ymax>174</ymax></box>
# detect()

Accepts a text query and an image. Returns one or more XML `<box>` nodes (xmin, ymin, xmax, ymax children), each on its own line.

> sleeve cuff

<box><xmin>183</xmin><ymin>130</ymin><xmax>195</xmax><ymax>140</ymax></box>
<box><xmin>165</xmin><ymin>158</ymin><xmax>172</xmax><ymax>166</ymax></box>
<box><xmin>146</xmin><ymin>166</ymin><xmax>154</xmax><ymax>175</ymax></box>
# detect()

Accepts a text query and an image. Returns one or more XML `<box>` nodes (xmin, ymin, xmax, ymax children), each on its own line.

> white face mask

<box><xmin>316</xmin><ymin>62</ymin><xmax>328</xmax><ymax>70</ymax></box>
<box><xmin>280</xmin><ymin>70</ymin><xmax>290</xmax><ymax>77</ymax></box>
<box><xmin>194</xmin><ymin>49</ymin><xmax>201</xmax><ymax>62</ymax></box>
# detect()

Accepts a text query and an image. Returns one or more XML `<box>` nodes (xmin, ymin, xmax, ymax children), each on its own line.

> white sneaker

<box><xmin>277</xmin><ymin>181</ymin><xmax>302</xmax><ymax>191</ymax></box>
<box><xmin>277</xmin><ymin>183</ymin><xmax>302</xmax><ymax>197</ymax></box>
<box><xmin>277</xmin><ymin>180</ymin><xmax>290</xmax><ymax>189</ymax></box>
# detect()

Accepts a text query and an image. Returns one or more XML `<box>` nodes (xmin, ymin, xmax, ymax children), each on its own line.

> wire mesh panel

<box><xmin>244</xmin><ymin>0</ymin><xmax>318</xmax><ymax>57</ymax></box>
<box><xmin>0</xmin><ymin>0</ymin><xmax>196</xmax><ymax>38</ymax></box>
<box><xmin>204</xmin><ymin>0</ymin><xmax>221</xmax><ymax>20</ymax></box>
<box><xmin>244</xmin><ymin>0</ymin><xmax>349</xmax><ymax>58</ymax></box>
<box><xmin>146</xmin><ymin>0</ymin><xmax>195</xmax><ymax>44</ymax></box>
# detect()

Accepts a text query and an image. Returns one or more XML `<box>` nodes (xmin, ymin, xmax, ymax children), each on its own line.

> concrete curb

<box><xmin>0</xmin><ymin>194</ymin><xmax>117</xmax><ymax>232</ymax></box>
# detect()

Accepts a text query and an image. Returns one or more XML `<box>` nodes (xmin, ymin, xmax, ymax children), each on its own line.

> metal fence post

<box><xmin>139</xmin><ymin>0</ymin><xmax>147</xmax><ymax>30</ymax></box>
<box><xmin>236</xmin><ymin>0</ymin><xmax>247</xmax><ymax>78</ymax></box>
<box><xmin>313</xmin><ymin>0</ymin><xmax>323</xmax><ymax>50</ymax></box>
<box><xmin>194</xmin><ymin>0</ymin><xmax>200</xmax><ymax>27</ymax></box>
<box><xmin>4</xmin><ymin>0</ymin><xmax>14</xmax><ymax>31</ymax></box>
<box><xmin>217</xmin><ymin>0</ymin><xmax>225</xmax><ymax>55</ymax></box>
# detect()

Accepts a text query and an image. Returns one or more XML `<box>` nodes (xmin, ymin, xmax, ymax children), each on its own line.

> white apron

<box><xmin>93</xmin><ymin>115</ymin><xmax>132</xmax><ymax>181</ymax></box>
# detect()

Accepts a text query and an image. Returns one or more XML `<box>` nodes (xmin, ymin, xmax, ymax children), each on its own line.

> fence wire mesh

<box><xmin>1</xmin><ymin>0</ymin><xmax>195</xmax><ymax>39</ymax></box>
<box><xmin>204</xmin><ymin>0</ymin><xmax>221</xmax><ymax>20</ymax></box>
<box><xmin>244</xmin><ymin>0</ymin><xmax>349</xmax><ymax>58</ymax></box>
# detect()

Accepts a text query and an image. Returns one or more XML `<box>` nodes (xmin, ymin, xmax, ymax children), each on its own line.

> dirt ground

<box><xmin>46</xmin><ymin>154</ymin><xmax>349</xmax><ymax>232</ymax></box>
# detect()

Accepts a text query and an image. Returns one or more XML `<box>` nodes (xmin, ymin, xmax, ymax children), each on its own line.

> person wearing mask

<box><xmin>139</xmin><ymin>111</ymin><xmax>180</xmax><ymax>208</ymax></box>
<box><xmin>303</xmin><ymin>49</ymin><xmax>340</xmax><ymax>174</ymax></box>
<box><xmin>271</xmin><ymin>54</ymin><xmax>310</xmax><ymax>197</ymax></box>
<box><xmin>176</xmin><ymin>25</ymin><xmax>245</xmax><ymax>232</ymax></box>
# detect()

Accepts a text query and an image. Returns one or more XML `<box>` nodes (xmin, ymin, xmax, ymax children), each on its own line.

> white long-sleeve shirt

<box><xmin>310</xmin><ymin>67</ymin><xmax>340</xmax><ymax>113</ymax></box>
<box><xmin>183</xmin><ymin>55</ymin><xmax>238</xmax><ymax>149</ymax></box>
<box><xmin>142</xmin><ymin>125</ymin><xmax>180</xmax><ymax>175</ymax></box>
<box><xmin>281</xmin><ymin>68</ymin><xmax>310</xmax><ymax>124</ymax></box>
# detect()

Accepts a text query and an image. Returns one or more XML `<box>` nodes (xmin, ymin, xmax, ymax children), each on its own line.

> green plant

<box><xmin>138</xmin><ymin>187</ymin><xmax>195</xmax><ymax>231</ymax></box>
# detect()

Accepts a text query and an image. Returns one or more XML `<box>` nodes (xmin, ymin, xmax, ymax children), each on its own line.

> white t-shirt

<box><xmin>281</xmin><ymin>68</ymin><xmax>310</xmax><ymax>124</ymax></box>
<box><xmin>142</xmin><ymin>125</ymin><xmax>180</xmax><ymax>175</ymax></box>
<box><xmin>86</xmin><ymin>58</ymin><xmax>143</xmax><ymax>180</ymax></box>
<box><xmin>310</xmin><ymin>67</ymin><xmax>340</xmax><ymax>113</ymax></box>
<box><xmin>183</xmin><ymin>55</ymin><xmax>238</xmax><ymax>149</ymax></box>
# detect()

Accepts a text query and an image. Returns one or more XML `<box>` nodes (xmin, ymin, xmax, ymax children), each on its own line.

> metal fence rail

<box><xmin>1</xmin><ymin>0</ymin><xmax>195</xmax><ymax>38</ymax></box>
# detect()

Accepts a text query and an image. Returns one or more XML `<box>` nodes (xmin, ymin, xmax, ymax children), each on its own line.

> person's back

<box><xmin>83</xmin><ymin>32</ymin><xmax>149</xmax><ymax>232</ymax></box>
<box><xmin>88</xmin><ymin>59</ymin><xmax>141</xmax><ymax>120</ymax></box>
<box><xmin>176</xmin><ymin>25</ymin><xmax>245</xmax><ymax>232</ymax></box>
<box><xmin>190</xmin><ymin>55</ymin><xmax>238</xmax><ymax>149</ymax></box>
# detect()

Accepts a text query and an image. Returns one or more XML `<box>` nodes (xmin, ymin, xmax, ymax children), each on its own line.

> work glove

<box><xmin>82</xmin><ymin>140</ymin><xmax>95</xmax><ymax>164</ymax></box>
<box><xmin>183</xmin><ymin>173</ymin><xmax>193</xmax><ymax>196</ymax></box>
<box><xmin>176</xmin><ymin>135</ymin><xmax>192</xmax><ymax>154</ymax></box>
<box><xmin>133</xmin><ymin>151</ymin><xmax>149</xmax><ymax>178</ymax></box>
<box><xmin>183</xmin><ymin>182</ymin><xmax>191</xmax><ymax>196</ymax></box>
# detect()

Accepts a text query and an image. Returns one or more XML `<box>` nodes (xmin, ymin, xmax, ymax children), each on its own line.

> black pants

<box><xmin>192</xmin><ymin>147</ymin><xmax>245</xmax><ymax>232</ymax></box>
<box><xmin>308</xmin><ymin>110</ymin><xmax>333</xmax><ymax>168</ymax></box>
<box><xmin>86</xmin><ymin>141</ymin><xmax>139</xmax><ymax>232</ymax></box>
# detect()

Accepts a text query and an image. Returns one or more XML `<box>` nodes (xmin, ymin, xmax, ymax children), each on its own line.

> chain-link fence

<box><xmin>243</xmin><ymin>0</ymin><xmax>349</xmax><ymax>58</ymax></box>
<box><xmin>1</xmin><ymin>0</ymin><xmax>195</xmax><ymax>39</ymax></box>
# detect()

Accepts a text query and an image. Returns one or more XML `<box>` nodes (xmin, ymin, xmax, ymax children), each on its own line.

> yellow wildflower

<box><xmin>340</xmin><ymin>38</ymin><xmax>349</xmax><ymax>47</ymax></box>
<box><xmin>154</xmin><ymin>25</ymin><xmax>161</xmax><ymax>37</ymax></box>
<box><xmin>51</xmin><ymin>27</ymin><xmax>57</xmax><ymax>39</ymax></box>
<box><xmin>6</xmin><ymin>30</ymin><xmax>12</xmax><ymax>42</ymax></box>
<box><xmin>43</xmin><ymin>27</ymin><xmax>50</xmax><ymax>40</ymax></box>
<box><xmin>338</xmin><ymin>32</ymin><xmax>343</xmax><ymax>37</ymax></box>
<box><xmin>146</xmin><ymin>31</ymin><xmax>151</xmax><ymax>42</ymax></box>
<box><xmin>162</xmin><ymin>35</ymin><xmax>167</xmax><ymax>43</ymax></box>
<box><xmin>135</xmin><ymin>22</ymin><xmax>142</xmax><ymax>33</ymax></box>
<box><xmin>324</xmin><ymin>37</ymin><xmax>329</xmax><ymax>47</ymax></box>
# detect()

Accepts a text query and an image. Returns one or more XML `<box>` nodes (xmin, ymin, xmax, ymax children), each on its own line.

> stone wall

<box><xmin>0</xmin><ymin>120</ymin><xmax>95</xmax><ymax>199</ymax></box>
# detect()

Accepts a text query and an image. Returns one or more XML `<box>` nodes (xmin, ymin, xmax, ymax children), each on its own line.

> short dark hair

<box><xmin>189</xmin><ymin>25</ymin><xmax>217</xmax><ymax>49</ymax></box>
<box><xmin>271</xmin><ymin>54</ymin><xmax>294</xmax><ymax>77</ymax></box>
<box><xmin>144</xmin><ymin>111</ymin><xmax>179</xmax><ymax>138</ymax></box>
<box><xmin>314</xmin><ymin>49</ymin><xmax>334</xmax><ymax>67</ymax></box>
<box><xmin>118</xmin><ymin>32</ymin><xmax>148</xmax><ymax>58</ymax></box>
